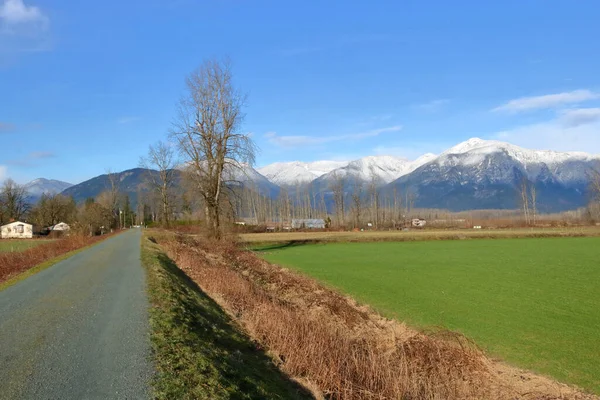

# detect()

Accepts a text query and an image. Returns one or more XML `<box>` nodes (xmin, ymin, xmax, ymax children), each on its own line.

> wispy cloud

<box><xmin>0</xmin><ymin>165</ymin><xmax>7</xmax><ymax>180</ymax></box>
<box><xmin>414</xmin><ymin>99</ymin><xmax>450</xmax><ymax>112</ymax></box>
<box><xmin>370</xmin><ymin>114</ymin><xmax>393</xmax><ymax>122</ymax></box>
<box><xmin>1</xmin><ymin>0</ymin><xmax>51</xmax><ymax>56</ymax></box>
<box><xmin>28</xmin><ymin>150</ymin><xmax>55</xmax><ymax>159</ymax></box>
<box><xmin>0</xmin><ymin>0</ymin><xmax>47</xmax><ymax>26</ymax></box>
<box><xmin>117</xmin><ymin>116</ymin><xmax>140</xmax><ymax>124</ymax></box>
<box><xmin>494</xmin><ymin>118</ymin><xmax>600</xmax><ymax>154</ymax></box>
<box><xmin>559</xmin><ymin>108</ymin><xmax>600</xmax><ymax>128</ymax></box>
<box><xmin>265</xmin><ymin>125</ymin><xmax>402</xmax><ymax>148</ymax></box>
<box><xmin>492</xmin><ymin>89</ymin><xmax>599</xmax><ymax>113</ymax></box>
<box><xmin>0</xmin><ymin>121</ymin><xmax>15</xmax><ymax>132</ymax></box>
<box><xmin>7</xmin><ymin>150</ymin><xmax>56</xmax><ymax>167</ymax></box>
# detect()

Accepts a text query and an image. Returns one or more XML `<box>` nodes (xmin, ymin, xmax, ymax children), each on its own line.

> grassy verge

<box><xmin>141</xmin><ymin>235</ymin><xmax>313</xmax><ymax>400</ymax></box>
<box><xmin>0</xmin><ymin>247</ymin><xmax>85</xmax><ymax>291</ymax></box>
<box><xmin>0</xmin><ymin>234</ymin><xmax>117</xmax><ymax>291</ymax></box>
<box><xmin>259</xmin><ymin>238</ymin><xmax>600</xmax><ymax>395</ymax></box>
<box><xmin>0</xmin><ymin>239</ymin><xmax>55</xmax><ymax>253</ymax></box>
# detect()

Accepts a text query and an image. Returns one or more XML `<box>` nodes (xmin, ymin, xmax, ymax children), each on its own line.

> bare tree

<box><xmin>351</xmin><ymin>182</ymin><xmax>363</xmax><ymax>229</ymax></box>
<box><xmin>530</xmin><ymin>184</ymin><xmax>537</xmax><ymax>225</ymax></box>
<box><xmin>0</xmin><ymin>179</ymin><xmax>30</xmax><ymax>223</ymax></box>
<box><xmin>369</xmin><ymin>172</ymin><xmax>380</xmax><ymax>228</ymax></box>
<box><xmin>520</xmin><ymin>177</ymin><xmax>531</xmax><ymax>225</ymax></box>
<box><xmin>171</xmin><ymin>58</ymin><xmax>255</xmax><ymax>239</ymax></box>
<box><xmin>140</xmin><ymin>141</ymin><xmax>179</xmax><ymax>227</ymax></box>
<box><xmin>588</xmin><ymin>169</ymin><xmax>600</xmax><ymax>221</ymax></box>
<box><xmin>30</xmin><ymin>194</ymin><xmax>77</xmax><ymax>227</ymax></box>
<box><xmin>105</xmin><ymin>169</ymin><xmax>120</xmax><ymax>227</ymax></box>
<box><xmin>330</xmin><ymin>172</ymin><xmax>345</xmax><ymax>228</ymax></box>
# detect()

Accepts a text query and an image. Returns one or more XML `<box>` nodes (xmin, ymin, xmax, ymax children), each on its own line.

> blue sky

<box><xmin>2</xmin><ymin>0</ymin><xmax>600</xmax><ymax>184</ymax></box>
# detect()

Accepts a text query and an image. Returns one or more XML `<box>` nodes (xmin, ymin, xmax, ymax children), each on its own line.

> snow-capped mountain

<box><xmin>225</xmin><ymin>162</ymin><xmax>281</xmax><ymax>196</ymax></box>
<box><xmin>313</xmin><ymin>154</ymin><xmax>438</xmax><ymax>188</ymax></box>
<box><xmin>438</xmin><ymin>138</ymin><xmax>597</xmax><ymax>183</ymax></box>
<box><xmin>257</xmin><ymin>160</ymin><xmax>348</xmax><ymax>186</ymax></box>
<box><xmin>385</xmin><ymin>138</ymin><xmax>600</xmax><ymax>212</ymax></box>
<box><xmin>25</xmin><ymin>178</ymin><xmax>73</xmax><ymax>201</ymax></box>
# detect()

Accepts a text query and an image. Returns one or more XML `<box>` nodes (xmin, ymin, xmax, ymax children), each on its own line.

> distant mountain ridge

<box><xmin>257</xmin><ymin>160</ymin><xmax>348</xmax><ymax>185</ymax></box>
<box><xmin>58</xmin><ymin>163</ymin><xmax>280</xmax><ymax>207</ymax></box>
<box><xmin>24</xmin><ymin>178</ymin><xmax>73</xmax><ymax>201</ymax></box>
<box><xmin>29</xmin><ymin>138</ymin><xmax>600</xmax><ymax>212</ymax></box>
<box><xmin>385</xmin><ymin>138</ymin><xmax>600</xmax><ymax>212</ymax></box>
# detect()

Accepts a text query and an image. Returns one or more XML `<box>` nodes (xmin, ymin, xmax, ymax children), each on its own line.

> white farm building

<box><xmin>291</xmin><ymin>219</ymin><xmax>326</xmax><ymax>229</ymax></box>
<box><xmin>50</xmin><ymin>222</ymin><xmax>70</xmax><ymax>231</ymax></box>
<box><xmin>1</xmin><ymin>221</ymin><xmax>33</xmax><ymax>239</ymax></box>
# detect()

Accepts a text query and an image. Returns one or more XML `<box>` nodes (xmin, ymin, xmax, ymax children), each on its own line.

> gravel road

<box><xmin>0</xmin><ymin>229</ymin><xmax>152</xmax><ymax>400</ymax></box>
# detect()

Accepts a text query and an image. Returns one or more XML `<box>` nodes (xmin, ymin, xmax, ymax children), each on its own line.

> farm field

<box><xmin>240</xmin><ymin>226</ymin><xmax>600</xmax><ymax>244</ymax></box>
<box><xmin>0</xmin><ymin>240</ymin><xmax>54</xmax><ymax>253</ymax></box>
<box><xmin>257</xmin><ymin>237</ymin><xmax>600</xmax><ymax>394</ymax></box>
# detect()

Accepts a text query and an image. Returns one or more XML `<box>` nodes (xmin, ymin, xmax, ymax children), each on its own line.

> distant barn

<box><xmin>291</xmin><ymin>219</ymin><xmax>326</xmax><ymax>229</ymax></box>
<box><xmin>49</xmin><ymin>222</ymin><xmax>70</xmax><ymax>231</ymax></box>
<box><xmin>1</xmin><ymin>221</ymin><xmax>34</xmax><ymax>239</ymax></box>
<box><xmin>412</xmin><ymin>218</ymin><xmax>427</xmax><ymax>228</ymax></box>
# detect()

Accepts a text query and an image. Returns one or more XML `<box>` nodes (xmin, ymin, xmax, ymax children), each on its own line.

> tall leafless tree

<box><xmin>530</xmin><ymin>184</ymin><xmax>537</xmax><ymax>225</ymax></box>
<box><xmin>351</xmin><ymin>182</ymin><xmax>363</xmax><ymax>229</ymax></box>
<box><xmin>519</xmin><ymin>177</ymin><xmax>531</xmax><ymax>225</ymax></box>
<box><xmin>588</xmin><ymin>168</ymin><xmax>600</xmax><ymax>221</ymax></box>
<box><xmin>171</xmin><ymin>58</ymin><xmax>255</xmax><ymax>239</ymax></box>
<box><xmin>140</xmin><ymin>141</ymin><xmax>179</xmax><ymax>227</ymax></box>
<box><xmin>330</xmin><ymin>172</ymin><xmax>345</xmax><ymax>228</ymax></box>
<box><xmin>369</xmin><ymin>173</ymin><xmax>380</xmax><ymax>228</ymax></box>
<box><xmin>0</xmin><ymin>179</ymin><xmax>30</xmax><ymax>223</ymax></box>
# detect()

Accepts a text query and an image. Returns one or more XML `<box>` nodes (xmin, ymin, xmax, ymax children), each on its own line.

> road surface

<box><xmin>0</xmin><ymin>229</ymin><xmax>152</xmax><ymax>400</ymax></box>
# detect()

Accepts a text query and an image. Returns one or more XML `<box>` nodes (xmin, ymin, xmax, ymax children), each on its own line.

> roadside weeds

<box><xmin>0</xmin><ymin>233</ymin><xmax>118</xmax><ymax>290</ymax></box>
<box><xmin>141</xmin><ymin>236</ymin><xmax>314</xmax><ymax>400</ymax></box>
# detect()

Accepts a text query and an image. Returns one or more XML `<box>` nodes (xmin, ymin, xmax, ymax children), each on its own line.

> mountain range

<box><xmin>24</xmin><ymin>178</ymin><xmax>73</xmax><ymax>202</ymax></box>
<box><xmin>23</xmin><ymin>138</ymin><xmax>600</xmax><ymax>212</ymax></box>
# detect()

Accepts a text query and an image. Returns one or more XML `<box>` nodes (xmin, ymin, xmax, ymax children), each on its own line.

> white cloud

<box><xmin>265</xmin><ymin>125</ymin><xmax>402</xmax><ymax>148</ymax></box>
<box><xmin>0</xmin><ymin>165</ymin><xmax>7</xmax><ymax>180</ymax></box>
<box><xmin>559</xmin><ymin>108</ymin><xmax>600</xmax><ymax>128</ymax></box>
<box><xmin>492</xmin><ymin>89</ymin><xmax>599</xmax><ymax>113</ymax></box>
<box><xmin>0</xmin><ymin>0</ymin><xmax>46</xmax><ymax>25</ymax></box>
<box><xmin>494</xmin><ymin>120</ymin><xmax>600</xmax><ymax>154</ymax></box>
<box><xmin>1</xmin><ymin>0</ymin><xmax>50</xmax><ymax>54</ymax></box>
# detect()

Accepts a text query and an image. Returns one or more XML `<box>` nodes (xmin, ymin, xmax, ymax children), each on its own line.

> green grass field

<box><xmin>0</xmin><ymin>240</ymin><xmax>52</xmax><ymax>253</ymax></box>
<box><xmin>257</xmin><ymin>237</ymin><xmax>600</xmax><ymax>394</ymax></box>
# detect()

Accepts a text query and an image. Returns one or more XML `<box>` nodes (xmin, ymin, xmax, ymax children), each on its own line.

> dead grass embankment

<box><xmin>239</xmin><ymin>226</ymin><xmax>600</xmax><ymax>245</ymax></box>
<box><xmin>154</xmin><ymin>231</ymin><xmax>597</xmax><ymax>400</ymax></box>
<box><xmin>0</xmin><ymin>233</ymin><xmax>116</xmax><ymax>285</ymax></box>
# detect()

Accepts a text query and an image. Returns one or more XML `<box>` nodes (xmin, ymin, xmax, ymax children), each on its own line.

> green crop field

<box><xmin>0</xmin><ymin>240</ymin><xmax>52</xmax><ymax>253</ymax></box>
<box><xmin>257</xmin><ymin>237</ymin><xmax>600</xmax><ymax>394</ymax></box>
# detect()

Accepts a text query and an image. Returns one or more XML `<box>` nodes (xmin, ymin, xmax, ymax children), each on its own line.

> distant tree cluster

<box><xmin>0</xmin><ymin>179</ymin><xmax>30</xmax><ymax>224</ymax></box>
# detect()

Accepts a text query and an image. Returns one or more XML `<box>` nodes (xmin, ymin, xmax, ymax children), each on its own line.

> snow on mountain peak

<box><xmin>440</xmin><ymin>137</ymin><xmax>599</xmax><ymax>167</ymax></box>
<box><xmin>24</xmin><ymin>178</ymin><xmax>74</xmax><ymax>197</ymax></box>
<box><xmin>258</xmin><ymin>160</ymin><xmax>348</xmax><ymax>186</ymax></box>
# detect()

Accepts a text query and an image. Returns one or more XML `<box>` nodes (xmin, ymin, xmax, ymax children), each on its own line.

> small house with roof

<box><xmin>1</xmin><ymin>221</ymin><xmax>34</xmax><ymax>239</ymax></box>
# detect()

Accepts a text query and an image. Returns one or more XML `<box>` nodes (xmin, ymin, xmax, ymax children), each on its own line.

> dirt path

<box><xmin>0</xmin><ymin>230</ymin><xmax>152</xmax><ymax>400</ymax></box>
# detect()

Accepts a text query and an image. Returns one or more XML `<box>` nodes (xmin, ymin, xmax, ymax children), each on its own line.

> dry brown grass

<box><xmin>152</xmin><ymin>231</ymin><xmax>597</xmax><ymax>400</ymax></box>
<box><xmin>0</xmin><ymin>233</ymin><xmax>116</xmax><ymax>285</ymax></box>
<box><xmin>239</xmin><ymin>226</ymin><xmax>600</xmax><ymax>245</ymax></box>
